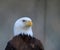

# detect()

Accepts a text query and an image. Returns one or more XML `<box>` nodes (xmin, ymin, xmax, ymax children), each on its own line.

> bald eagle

<box><xmin>5</xmin><ymin>17</ymin><xmax>44</xmax><ymax>50</ymax></box>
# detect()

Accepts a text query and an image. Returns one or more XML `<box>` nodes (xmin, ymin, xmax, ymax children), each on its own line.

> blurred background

<box><xmin>0</xmin><ymin>0</ymin><xmax>60</xmax><ymax>50</ymax></box>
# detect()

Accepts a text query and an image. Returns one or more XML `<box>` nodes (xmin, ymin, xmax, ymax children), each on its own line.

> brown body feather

<box><xmin>5</xmin><ymin>34</ymin><xmax>44</xmax><ymax>50</ymax></box>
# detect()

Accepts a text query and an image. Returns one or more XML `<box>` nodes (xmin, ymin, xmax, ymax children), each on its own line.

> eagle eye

<box><xmin>22</xmin><ymin>20</ymin><xmax>26</xmax><ymax>22</ymax></box>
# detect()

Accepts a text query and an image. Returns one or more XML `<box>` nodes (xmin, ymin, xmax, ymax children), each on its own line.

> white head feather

<box><xmin>14</xmin><ymin>17</ymin><xmax>33</xmax><ymax>36</ymax></box>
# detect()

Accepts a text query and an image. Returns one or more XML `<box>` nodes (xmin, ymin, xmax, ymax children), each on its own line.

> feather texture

<box><xmin>5</xmin><ymin>34</ymin><xmax>44</xmax><ymax>50</ymax></box>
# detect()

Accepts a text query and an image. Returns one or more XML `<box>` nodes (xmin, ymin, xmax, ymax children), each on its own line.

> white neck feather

<box><xmin>14</xmin><ymin>27</ymin><xmax>33</xmax><ymax>36</ymax></box>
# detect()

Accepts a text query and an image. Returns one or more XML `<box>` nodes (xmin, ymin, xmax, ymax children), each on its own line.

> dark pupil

<box><xmin>23</xmin><ymin>20</ymin><xmax>26</xmax><ymax>22</ymax></box>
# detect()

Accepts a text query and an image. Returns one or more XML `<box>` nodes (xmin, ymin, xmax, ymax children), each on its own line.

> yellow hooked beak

<box><xmin>26</xmin><ymin>21</ymin><xmax>32</xmax><ymax>27</ymax></box>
